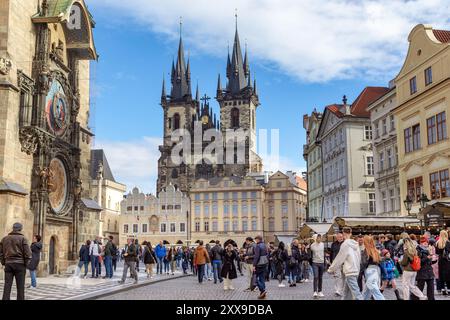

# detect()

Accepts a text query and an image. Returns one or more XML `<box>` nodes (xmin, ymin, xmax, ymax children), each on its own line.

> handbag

<box><xmin>257</xmin><ymin>254</ymin><xmax>268</xmax><ymax>266</ymax></box>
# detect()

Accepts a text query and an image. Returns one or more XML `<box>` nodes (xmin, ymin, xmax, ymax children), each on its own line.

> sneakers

<box><xmin>313</xmin><ymin>292</ymin><xmax>318</xmax><ymax>298</ymax></box>
<box><xmin>229</xmin><ymin>286</ymin><xmax>235</xmax><ymax>290</ymax></box>
<box><xmin>278</xmin><ymin>283</ymin><xmax>286</xmax><ymax>288</ymax></box>
<box><xmin>118</xmin><ymin>280</ymin><xmax>124</xmax><ymax>284</ymax></box>
<box><xmin>318</xmin><ymin>292</ymin><xmax>324</xmax><ymax>297</ymax></box>
<box><xmin>304</xmin><ymin>279</ymin><xmax>309</xmax><ymax>282</ymax></box>
<box><xmin>335</xmin><ymin>292</ymin><xmax>342</xmax><ymax>297</ymax></box>
<box><xmin>258</xmin><ymin>291</ymin><xmax>267</xmax><ymax>299</ymax></box>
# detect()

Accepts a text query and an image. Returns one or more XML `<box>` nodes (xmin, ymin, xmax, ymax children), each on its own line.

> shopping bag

<box><xmin>250</xmin><ymin>271</ymin><xmax>257</xmax><ymax>291</ymax></box>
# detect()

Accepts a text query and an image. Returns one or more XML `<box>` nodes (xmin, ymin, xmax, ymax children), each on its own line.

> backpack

<box><xmin>410</xmin><ymin>255</ymin><xmax>421</xmax><ymax>271</ymax></box>
<box><xmin>288</xmin><ymin>255</ymin><xmax>297</xmax><ymax>268</ymax></box>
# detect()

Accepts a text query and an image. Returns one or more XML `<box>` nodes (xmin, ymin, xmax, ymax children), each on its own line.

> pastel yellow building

<box><xmin>189</xmin><ymin>172</ymin><xmax>307</xmax><ymax>245</ymax></box>
<box><xmin>394</xmin><ymin>24</ymin><xmax>450</xmax><ymax>215</ymax></box>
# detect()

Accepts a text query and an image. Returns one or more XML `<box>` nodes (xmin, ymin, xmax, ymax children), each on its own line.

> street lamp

<box><xmin>403</xmin><ymin>195</ymin><xmax>413</xmax><ymax>216</ymax></box>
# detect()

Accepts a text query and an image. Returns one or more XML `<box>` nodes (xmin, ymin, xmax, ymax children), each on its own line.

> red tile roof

<box><xmin>433</xmin><ymin>29</ymin><xmax>450</xmax><ymax>43</ymax></box>
<box><xmin>351</xmin><ymin>87</ymin><xmax>390</xmax><ymax>117</ymax></box>
<box><xmin>296</xmin><ymin>176</ymin><xmax>307</xmax><ymax>191</ymax></box>
<box><xmin>326</xmin><ymin>104</ymin><xmax>344</xmax><ymax>118</ymax></box>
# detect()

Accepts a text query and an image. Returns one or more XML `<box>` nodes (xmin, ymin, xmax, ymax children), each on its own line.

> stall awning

<box><xmin>332</xmin><ymin>216</ymin><xmax>421</xmax><ymax>234</ymax></box>
<box><xmin>274</xmin><ymin>235</ymin><xmax>296</xmax><ymax>245</ymax></box>
<box><xmin>298</xmin><ymin>223</ymin><xmax>334</xmax><ymax>239</ymax></box>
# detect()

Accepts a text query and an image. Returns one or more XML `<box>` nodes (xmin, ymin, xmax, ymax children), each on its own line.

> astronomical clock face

<box><xmin>45</xmin><ymin>80</ymin><xmax>69</xmax><ymax>136</ymax></box>
<box><xmin>48</xmin><ymin>158</ymin><xmax>69</xmax><ymax>214</ymax></box>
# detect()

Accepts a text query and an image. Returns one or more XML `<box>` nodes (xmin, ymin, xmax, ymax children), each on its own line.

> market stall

<box><xmin>332</xmin><ymin>216</ymin><xmax>422</xmax><ymax>235</ymax></box>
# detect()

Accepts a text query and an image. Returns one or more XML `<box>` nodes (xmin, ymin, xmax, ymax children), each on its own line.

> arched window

<box><xmin>231</xmin><ymin>108</ymin><xmax>239</xmax><ymax>128</ymax></box>
<box><xmin>174</xmin><ymin>113</ymin><xmax>180</xmax><ymax>130</ymax></box>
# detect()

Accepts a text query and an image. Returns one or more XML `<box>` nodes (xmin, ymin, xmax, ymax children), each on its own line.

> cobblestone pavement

<box><xmin>0</xmin><ymin>261</ymin><xmax>186</xmax><ymax>300</ymax></box>
<box><xmin>99</xmin><ymin>267</ymin><xmax>450</xmax><ymax>300</ymax></box>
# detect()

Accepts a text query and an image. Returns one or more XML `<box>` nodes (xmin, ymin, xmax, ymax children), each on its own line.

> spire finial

<box><xmin>343</xmin><ymin>95</ymin><xmax>347</xmax><ymax>105</ymax></box>
<box><xmin>179</xmin><ymin>16</ymin><xmax>183</xmax><ymax>38</ymax></box>
<box><xmin>235</xmin><ymin>8</ymin><xmax>238</xmax><ymax>30</ymax></box>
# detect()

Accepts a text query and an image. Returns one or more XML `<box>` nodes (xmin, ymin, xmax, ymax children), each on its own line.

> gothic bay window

<box><xmin>18</xmin><ymin>70</ymin><xmax>34</xmax><ymax>128</ymax></box>
<box><xmin>424</xmin><ymin>67</ymin><xmax>432</xmax><ymax>86</ymax></box>
<box><xmin>410</xmin><ymin>76</ymin><xmax>417</xmax><ymax>95</ymax></box>
<box><xmin>231</xmin><ymin>108</ymin><xmax>239</xmax><ymax>128</ymax></box>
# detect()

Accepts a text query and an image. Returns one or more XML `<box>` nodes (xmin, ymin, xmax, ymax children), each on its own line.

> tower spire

<box><xmin>195</xmin><ymin>81</ymin><xmax>199</xmax><ymax>101</ymax></box>
<box><xmin>161</xmin><ymin>75</ymin><xmax>167</xmax><ymax>105</ymax></box>
<box><xmin>170</xmin><ymin>19</ymin><xmax>191</xmax><ymax>101</ymax></box>
<box><xmin>226</xmin><ymin>12</ymin><xmax>247</xmax><ymax>95</ymax></box>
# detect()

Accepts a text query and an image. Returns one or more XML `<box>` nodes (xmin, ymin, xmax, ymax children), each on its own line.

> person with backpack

<box><xmin>243</xmin><ymin>237</ymin><xmax>256</xmax><ymax>292</ymax></box>
<box><xmin>288</xmin><ymin>240</ymin><xmax>300</xmax><ymax>287</ymax></box>
<box><xmin>416</xmin><ymin>236</ymin><xmax>435</xmax><ymax>300</ymax></box>
<box><xmin>118</xmin><ymin>237</ymin><xmax>138</xmax><ymax>284</ymax></box>
<box><xmin>143</xmin><ymin>241</ymin><xmax>156</xmax><ymax>279</ymax></box>
<box><xmin>77</xmin><ymin>240</ymin><xmax>91</xmax><ymax>279</ymax></box>
<box><xmin>360</xmin><ymin>236</ymin><xmax>385</xmax><ymax>300</ymax></box>
<box><xmin>182</xmin><ymin>247</ymin><xmax>190</xmax><ymax>274</ymax></box>
<box><xmin>400</xmin><ymin>237</ymin><xmax>427</xmax><ymax>300</ymax></box>
<box><xmin>380</xmin><ymin>249</ymin><xmax>402</xmax><ymax>300</ymax></box>
<box><xmin>89</xmin><ymin>239</ymin><xmax>101</xmax><ymax>278</ymax></box>
<box><xmin>435</xmin><ymin>230</ymin><xmax>450</xmax><ymax>295</ymax></box>
<box><xmin>211</xmin><ymin>240</ymin><xmax>224</xmax><ymax>284</ymax></box>
<box><xmin>253</xmin><ymin>235</ymin><xmax>269</xmax><ymax>299</ymax></box>
<box><xmin>273</xmin><ymin>242</ymin><xmax>288</xmax><ymax>287</ymax></box>
<box><xmin>310</xmin><ymin>234</ymin><xmax>325</xmax><ymax>298</ymax></box>
<box><xmin>111</xmin><ymin>239</ymin><xmax>118</xmax><ymax>272</ymax></box>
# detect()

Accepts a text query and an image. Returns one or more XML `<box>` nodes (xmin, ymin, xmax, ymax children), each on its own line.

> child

<box><xmin>380</xmin><ymin>249</ymin><xmax>402</xmax><ymax>300</ymax></box>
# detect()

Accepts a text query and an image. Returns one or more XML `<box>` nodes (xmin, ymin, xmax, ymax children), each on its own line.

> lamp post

<box><xmin>418</xmin><ymin>193</ymin><xmax>429</xmax><ymax>235</ymax></box>
<box><xmin>403</xmin><ymin>195</ymin><xmax>413</xmax><ymax>216</ymax></box>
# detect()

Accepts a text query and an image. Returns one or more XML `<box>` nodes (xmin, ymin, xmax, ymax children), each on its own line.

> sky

<box><xmin>87</xmin><ymin>0</ymin><xmax>450</xmax><ymax>194</ymax></box>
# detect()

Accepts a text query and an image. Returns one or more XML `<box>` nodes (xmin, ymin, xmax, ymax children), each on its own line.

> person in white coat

<box><xmin>327</xmin><ymin>227</ymin><xmax>363</xmax><ymax>300</ymax></box>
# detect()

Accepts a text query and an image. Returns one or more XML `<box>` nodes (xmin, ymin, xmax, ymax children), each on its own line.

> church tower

<box><xmin>216</xmin><ymin>18</ymin><xmax>263</xmax><ymax>176</ymax></box>
<box><xmin>157</xmin><ymin>32</ymin><xmax>199</xmax><ymax>194</ymax></box>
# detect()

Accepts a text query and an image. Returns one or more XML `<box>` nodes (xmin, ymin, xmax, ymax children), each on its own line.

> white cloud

<box><xmin>94</xmin><ymin>137</ymin><xmax>162</xmax><ymax>194</ymax></box>
<box><xmin>90</xmin><ymin>0</ymin><xmax>449</xmax><ymax>83</ymax></box>
<box><xmin>263</xmin><ymin>154</ymin><xmax>306</xmax><ymax>176</ymax></box>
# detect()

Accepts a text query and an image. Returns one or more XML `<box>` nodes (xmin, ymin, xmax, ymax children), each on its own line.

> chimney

<box><xmin>343</xmin><ymin>95</ymin><xmax>351</xmax><ymax>115</ymax></box>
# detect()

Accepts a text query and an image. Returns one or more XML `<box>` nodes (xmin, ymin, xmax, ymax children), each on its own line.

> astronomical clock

<box><xmin>17</xmin><ymin>0</ymin><xmax>98</xmax><ymax>265</ymax></box>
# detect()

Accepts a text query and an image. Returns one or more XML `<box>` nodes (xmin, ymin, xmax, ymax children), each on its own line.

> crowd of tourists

<box><xmin>1</xmin><ymin>221</ymin><xmax>450</xmax><ymax>301</ymax></box>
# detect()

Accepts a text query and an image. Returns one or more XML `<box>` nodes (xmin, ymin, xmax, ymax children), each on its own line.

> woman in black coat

<box><xmin>221</xmin><ymin>244</ymin><xmax>237</xmax><ymax>290</ymax></box>
<box><xmin>416</xmin><ymin>238</ymin><xmax>435</xmax><ymax>300</ymax></box>
<box><xmin>143</xmin><ymin>242</ymin><xmax>157</xmax><ymax>278</ymax></box>
<box><xmin>27</xmin><ymin>235</ymin><xmax>42</xmax><ymax>288</ymax></box>
<box><xmin>273</xmin><ymin>242</ymin><xmax>288</xmax><ymax>287</ymax></box>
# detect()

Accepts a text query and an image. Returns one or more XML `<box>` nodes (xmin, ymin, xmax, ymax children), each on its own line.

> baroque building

<box><xmin>315</xmin><ymin>87</ymin><xmax>388</xmax><ymax>219</ymax></box>
<box><xmin>0</xmin><ymin>0</ymin><xmax>100</xmax><ymax>275</ymax></box>
<box><xmin>367</xmin><ymin>86</ymin><xmax>401</xmax><ymax>216</ymax></box>
<box><xmin>303</xmin><ymin>110</ymin><xmax>323</xmax><ymax>221</ymax></box>
<box><xmin>156</xmin><ymin>22</ymin><xmax>262</xmax><ymax>194</ymax></box>
<box><xmin>119</xmin><ymin>185</ymin><xmax>189</xmax><ymax>246</ymax></box>
<box><xmin>189</xmin><ymin>171</ymin><xmax>307</xmax><ymax>245</ymax></box>
<box><xmin>394</xmin><ymin>24</ymin><xmax>450</xmax><ymax>215</ymax></box>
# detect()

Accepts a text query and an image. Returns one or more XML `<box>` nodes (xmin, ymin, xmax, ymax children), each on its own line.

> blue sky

<box><xmin>87</xmin><ymin>0</ymin><xmax>449</xmax><ymax>193</ymax></box>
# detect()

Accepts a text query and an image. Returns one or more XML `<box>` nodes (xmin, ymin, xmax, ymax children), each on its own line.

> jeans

<box><xmin>197</xmin><ymin>264</ymin><xmax>205</xmax><ymax>283</ymax></box>
<box><xmin>30</xmin><ymin>270</ymin><xmax>37</xmax><ymax>288</ymax></box>
<box><xmin>402</xmin><ymin>271</ymin><xmax>426</xmax><ymax>300</ymax></box>
<box><xmin>164</xmin><ymin>260</ymin><xmax>170</xmax><ymax>273</ymax></box>
<box><xmin>288</xmin><ymin>267</ymin><xmax>298</xmax><ymax>283</ymax></box>
<box><xmin>301</xmin><ymin>261</ymin><xmax>310</xmax><ymax>280</ymax></box>
<box><xmin>212</xmin><ymin>260</ymin><xmax>223</xmax><ymax>283</ymax></box>
<box><xmin>156</xmin><ymin>257</ymin><xmax>164</xmax><ymax>274</ymax></box>
<box><xmin>363</xmin><ymin>266</ymin><xmax>385</xmax><ymax>300</ymax></box>
<box><xmin>171</xmin><ymin>260</ymin><xmax>176</xmax><ymax>274</ymax></box>
<box><xmin>2</xmin><ymin>263</ymin><xmax>26</xmax><ymax>300</ymax></box>
<box><xmin>312</xmin><ymin>263</ymin><xmax>324</xmax><ymax>292</ymax></box>
<box><xmin>104</xmin><ymin>255</ymin><xmax>113</xmax><ymax>278</ymax></box>
<box><xmin>342</xmin><ymin>275</ymin><xmax>364</xmax><ymax>300</ymax></box>
<box><xmin>204</xmin><ymin>263</ymin><xmax>212</xmax><ymax>280</ymax></box>
<box><xmin>77</xmin><ymin>260</ymin><xmax>89</xmax><ymax>276</ymax></box>
<box><xmin>270</xmin><ymin>261</ymin><xmax>276</xmax><ymax>279</ymax></box>
<box><xmin>121</xmin><ymin>260</ymin><xmax>137</xmax><ymax>282</ymax></box>
<box><xmin>90</xmin><ymin>255</ymin><xmax>99</xmax><ymax>277</ymax></box>
<box><xmin>255</xmin><ymin>265</ymin><xmax>266</xmax><ymax>293</ymax></box>
<box><xmin>246</xmin><ymin>263</ymin><xmax>254</xmax><ymax>288</ymax></box>
<box><xmin>112</xmin><ymin>258</ymin><xmax>117</xmax><ymax>271</ymax></box>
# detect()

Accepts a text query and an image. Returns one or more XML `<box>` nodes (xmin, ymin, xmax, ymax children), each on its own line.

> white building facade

<box><xmin>367</xmin><ymin>88</ymin><xmax>402</xmax><ymax>216</ymax></box>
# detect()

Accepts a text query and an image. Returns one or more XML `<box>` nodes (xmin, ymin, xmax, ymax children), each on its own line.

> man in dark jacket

<box><xmin>27</xmin><ymin>235</ymin><xmax>42</xmax><ymax>289</ymax></box>
<box><xmin>118</xmin><ymin>237</ymin><xmax>138</xmax><ymax>284</ymax></box>
<box><xmin>103</xmin><ymin>236</ymin><xmax>114</xmax><ymax>279</ymax></box>
<box><xmin>211</xmin><ymin>240</ymin><xmax>224</xmax><ymax>284</ymax></box>
<box><xmin>0</xmin><ymin>223</ymin><xmax>32</xmax><ymax>300</ymax></box>
<box><xmin>330</xmin><ymin>232</ymin><xmax>344</xmax><ymax>296</ymax></box>
<box><xmin>253</xmin><ymin>235</ymin><xmax>268</xmax><ymax>299</ymax></box>
<box><xmin>78</xmin><ymin>240</ymin><xmax>91</xmax><ymax>278</ymax></box>
<box><xmin>243</xmin><ymin>237</ymin><xmax>256</xmax><ymax>291</ymax></box>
